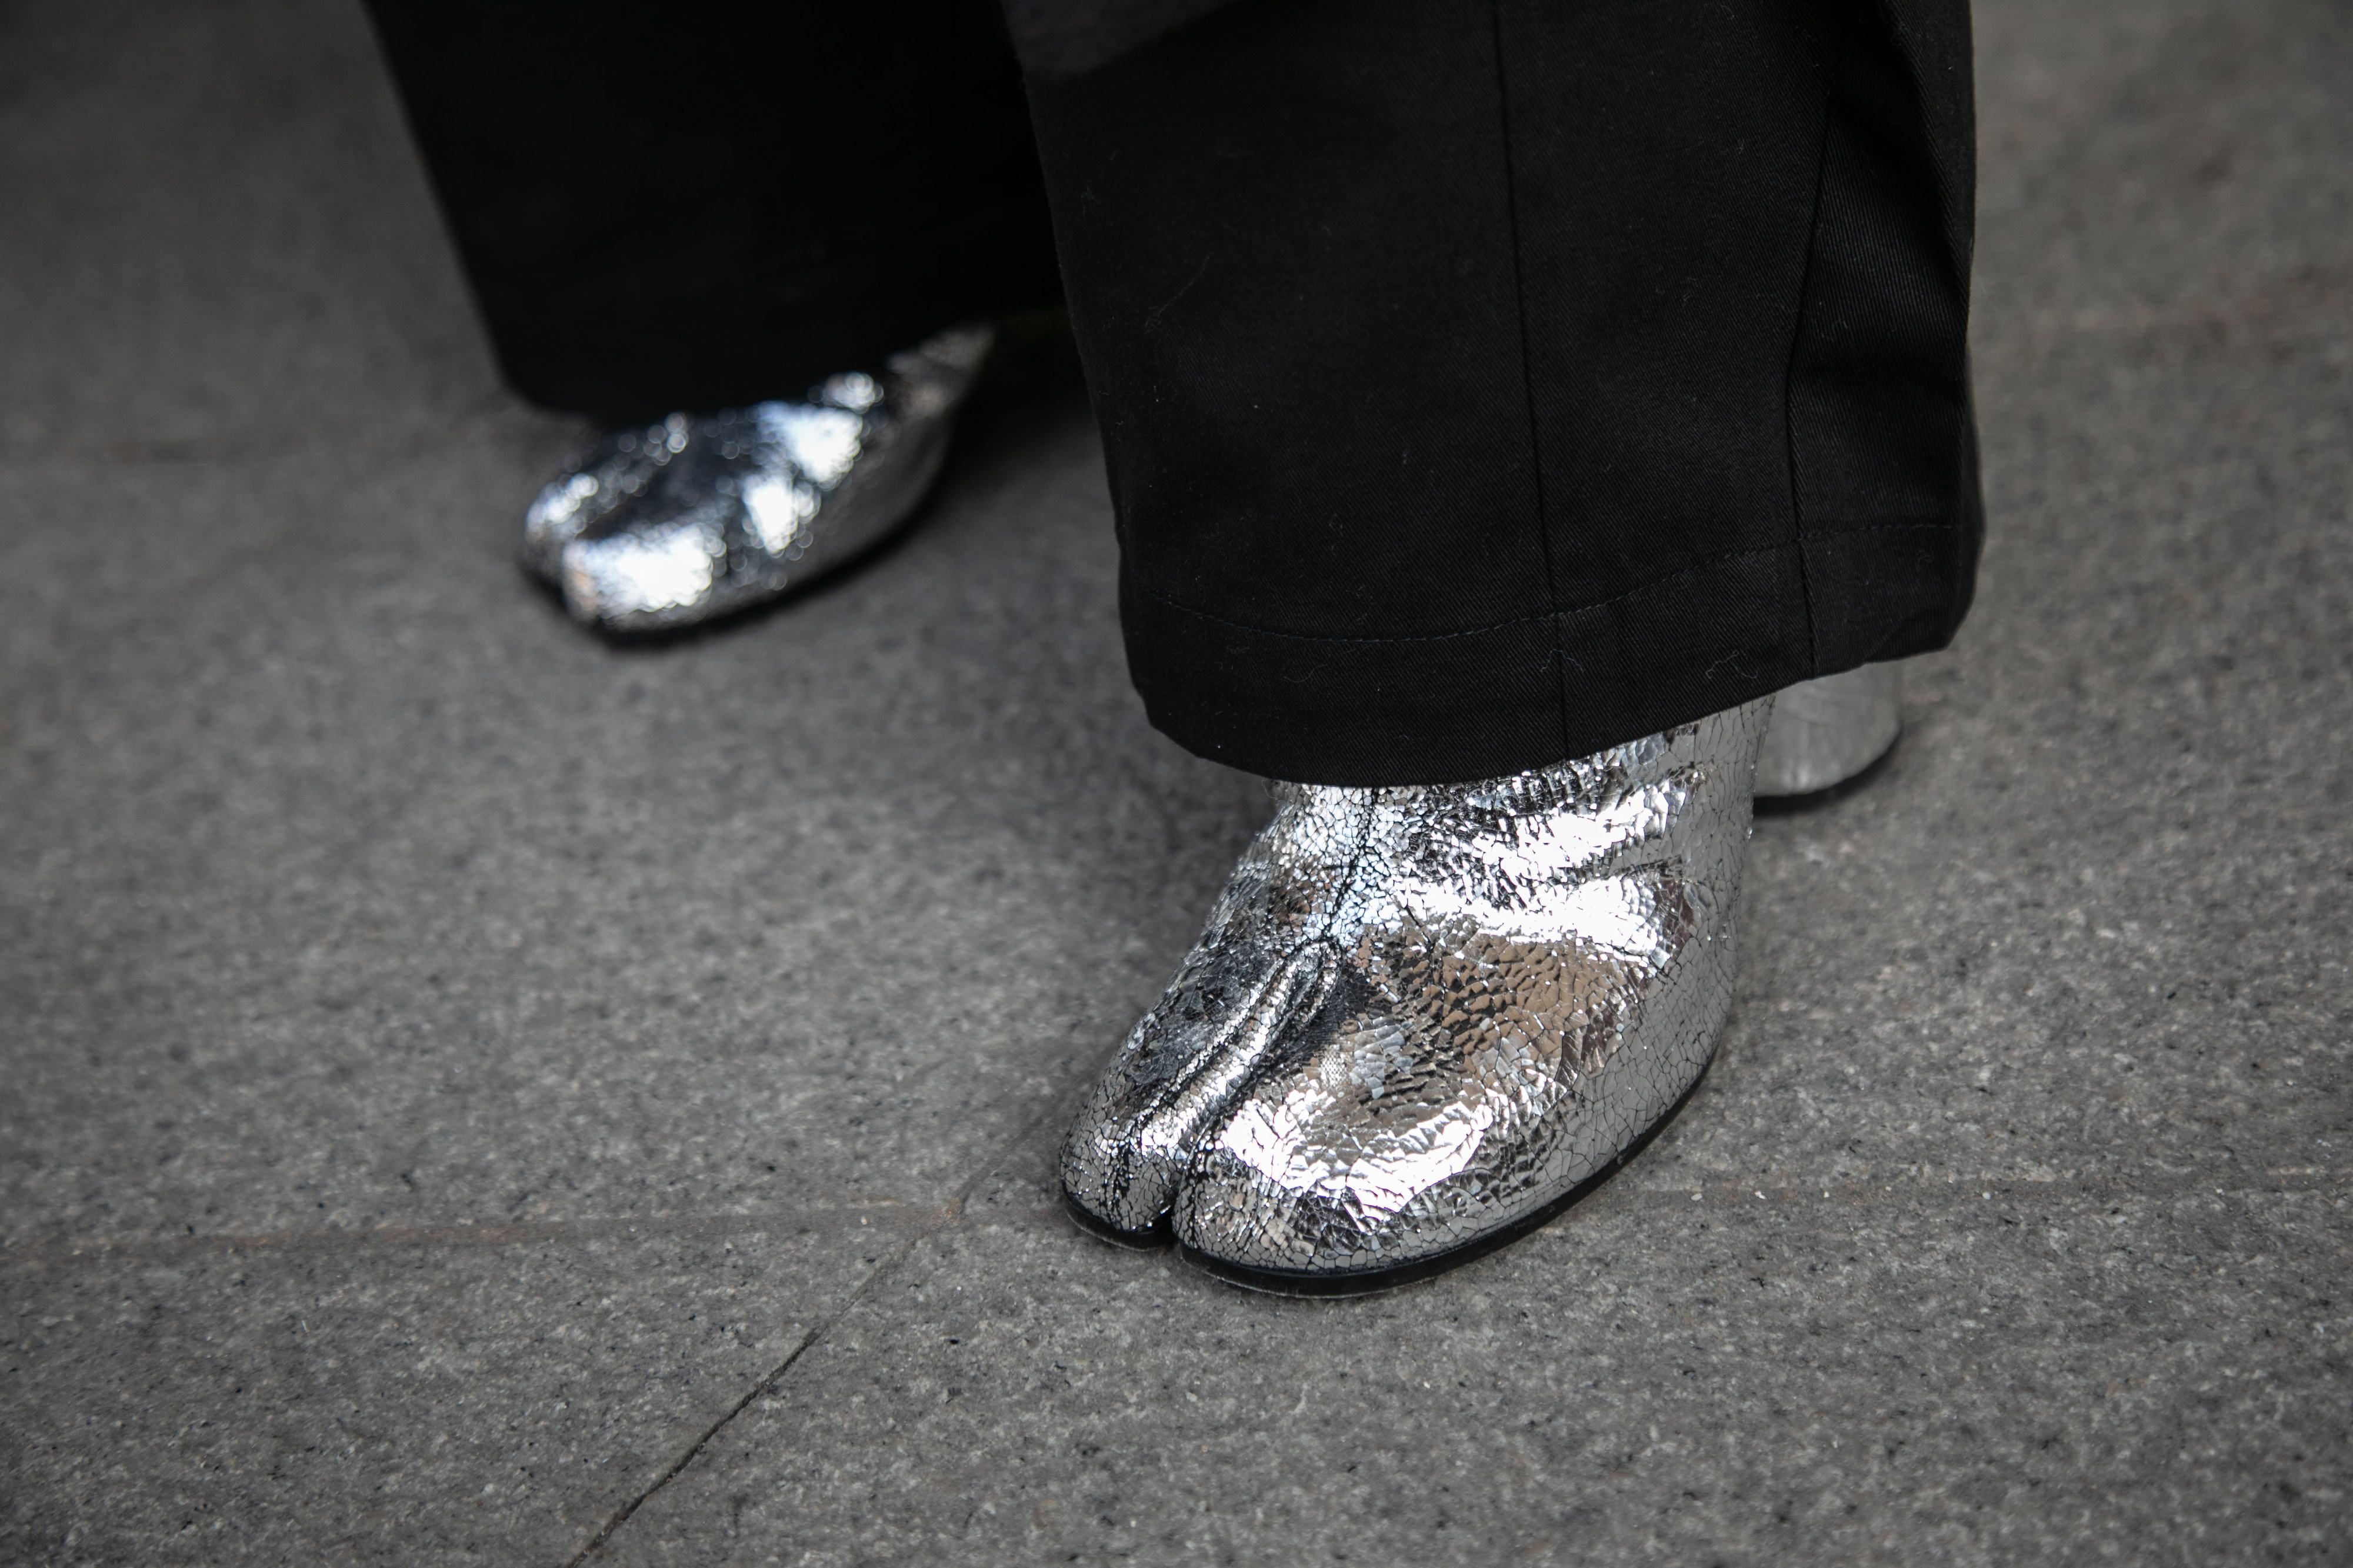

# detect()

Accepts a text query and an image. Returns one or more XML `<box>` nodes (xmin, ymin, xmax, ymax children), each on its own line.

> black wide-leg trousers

<box><xmin>368</xmin><ymin>0</ymin><xmax>1980</xmax><ymax>786</ymax></box>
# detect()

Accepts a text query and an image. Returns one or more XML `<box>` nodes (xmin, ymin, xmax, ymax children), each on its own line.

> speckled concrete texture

<box><xmin>2</xmin><ymin>0</ymin><xmax>2348</xmax><ymax>1563</ymax></box>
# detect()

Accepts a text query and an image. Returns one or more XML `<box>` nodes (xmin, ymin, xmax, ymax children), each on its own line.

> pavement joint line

<box><xmin>16</xmin><ymin>1166</ymin><xmax>2334</xmax><ymax>1275</ymax></box>
<box><xmin>0</xmin><ymin>393</ymin><xmax>542</xmax><ymax>472</ymax></box>
<box><xmin>0</xmin><ymin>1199</ymin><xmax>953</xmax><ymax>1272</ymax></box>
<box><xmin>560</xmin><ymin>1095</ymin><xmax>1075</xmax><ymax>1568</ymax></box>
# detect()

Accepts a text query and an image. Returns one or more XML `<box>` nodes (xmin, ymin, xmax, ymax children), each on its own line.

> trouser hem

<box><xmin>1124</xmin><ymin>523</ymin><xmax>1964</xmax><ymax>786</ymax></box>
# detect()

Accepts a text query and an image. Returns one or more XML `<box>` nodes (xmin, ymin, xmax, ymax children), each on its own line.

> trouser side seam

<box><xmin>1487</xmin><ymin>0</ymin><xmax>1579</xmax><ymax>753</ymax></box>
<box><xmin>1780</xmin><ymin>21</ymin><xmax>1845</xmax><ymax>679</ymax></box>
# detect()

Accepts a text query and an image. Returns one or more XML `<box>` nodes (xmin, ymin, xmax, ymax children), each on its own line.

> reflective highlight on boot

<box><xmin>521</xmin><ymin>325</ymin><xmax>993</xmax><ymax>632</ymax></box>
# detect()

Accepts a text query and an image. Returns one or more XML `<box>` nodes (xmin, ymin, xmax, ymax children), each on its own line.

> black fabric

<box><xmin>1024</xmin><ymin>0</ymin><xmax>1978</xmax><ymax>783</ymax></box>
<box><xmin>362</xmin><ymin>0</ymin><xmax>1062</xmax><ymax>422</ymax></box>
<box><xmin>368</xmin><ymin>0</ymin><xmax>1978</xmax><ymax>785</ymax></box>
<box><xmin>999</xmin><ymin>0</ymin><xmax>1244</xmax><ymax>76</ymax></box>
<box><xmin>1787</xmin><ymin>0</ymin><xmax>1983</xmax><ymax>670</ymax></box>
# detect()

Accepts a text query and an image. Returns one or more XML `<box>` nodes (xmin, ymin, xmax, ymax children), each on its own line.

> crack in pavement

<box><xmin>558</xmin><ymin>1096</ymin><xmax>1074</xmax><ymax>1568</ymax></box>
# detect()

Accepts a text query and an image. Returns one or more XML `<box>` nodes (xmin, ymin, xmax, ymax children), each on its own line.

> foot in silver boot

<box><xmin>1060</xmin><ymin>783</ymin><xmax>1377</xmax><ymax>1240</ymax></box>
<box><xmin>521</xmin><ymin>325</ymin><xmax>994</xmax><ymax>632</ymax></box>
<box><xmin>1062</xmin><ymin>702</ymin><xmax>1772</xmax><ymax>1290</ymax></box>
<box><xmin>1755</xmin><ymin>663</ymin><xmax>1902</xmax><ymax>798</ymax></box>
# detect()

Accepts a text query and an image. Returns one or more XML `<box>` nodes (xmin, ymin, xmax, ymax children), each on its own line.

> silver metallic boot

<box><xmin>521</xmin><ymin>325</ymin><xmax>994</xmax><ymax>632</ymax></box>
<box><xmin>1755</xmin><ymin>662</ymin><xmax>1902</xmax><ymax>798</ymax></box>
<box><xmin>1064</xmin><ymin>668</ymin><xmax>1902</xmax><ymax>1292</ymax></box>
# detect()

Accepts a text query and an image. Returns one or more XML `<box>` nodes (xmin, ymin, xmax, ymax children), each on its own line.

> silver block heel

<box><xmin>1754</xmin><ymin>663</ymin><xmax>1902</xmax><ymax>798</ymax></box>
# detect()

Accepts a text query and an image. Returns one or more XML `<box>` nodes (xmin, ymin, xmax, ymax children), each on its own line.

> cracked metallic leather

<box><xmin>521</xmin><ymin>325</ymin><xmax>993</xmax><ymax>632</ymax></box>
<box><xmin>1063</xmin><ymin>699</ymin><xmax>1777</xmax><ymax>1290</ymax></box>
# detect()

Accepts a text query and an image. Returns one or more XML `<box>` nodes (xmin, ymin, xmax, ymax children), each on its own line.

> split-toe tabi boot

<box><xmin>1065</xmin><ymin>700</ymin><xmax>1770</xmax><ymax>1290</ymax></box>
<box><xmin>1060</xmin><ymin>779</ymin><xmax>1376</xmax><ymax>1242</ymax></box>
<box><xmin>1065</xmin><ymin>668</ymin><xmax>1904</xmax><ymax>1293</ymax></box>
<box><xmin>521</xmin><ymin>325</ymin><xmax>993</xmax><ymax>632</ymax></box>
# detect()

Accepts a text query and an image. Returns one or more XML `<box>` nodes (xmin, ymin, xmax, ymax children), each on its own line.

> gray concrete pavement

<box><xmin>3</xmin><ymin>0</ymin><xmax>2348</xmax><ymax>1562</ymax></box>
